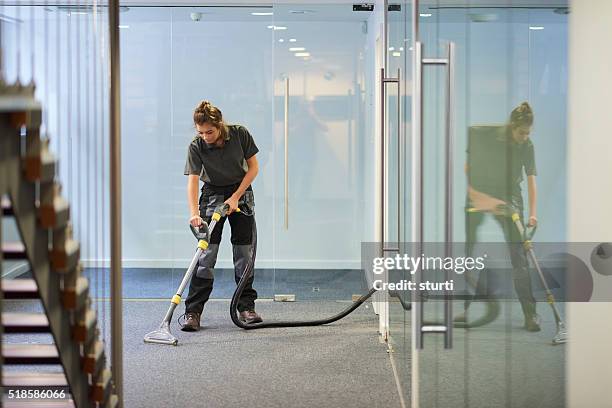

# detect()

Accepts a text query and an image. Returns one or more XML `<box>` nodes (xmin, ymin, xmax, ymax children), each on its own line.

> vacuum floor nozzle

<box><xmin>144</xmin><ymin>322</ymin><xmax>178</xmax><ymax>346</ymax></box>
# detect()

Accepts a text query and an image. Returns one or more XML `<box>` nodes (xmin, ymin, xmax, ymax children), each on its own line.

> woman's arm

<box><xmin>187</xmin><ymin>175</ymin><xmax>202</xmax><ymax>226</ymax></box>
<box><xmin>527</xmin><ymin>175</ymin><xmax>537</xmax><ymax>226</ymax></box>
<box><xmin>225</xmin><ymin>155</ymin><xmax>259</xmax><ymax>213</ymax></box>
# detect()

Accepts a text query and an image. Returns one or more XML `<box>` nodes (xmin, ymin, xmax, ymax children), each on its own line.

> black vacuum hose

<box><xmin>229</xmin><ymin>218</ymin><xmax>377</xmax><ymax>330</ymax></box>
<box><xmin>227</xmin><ymin>215</ymin><xmax>497</xmax><ymax>330</ymax></box>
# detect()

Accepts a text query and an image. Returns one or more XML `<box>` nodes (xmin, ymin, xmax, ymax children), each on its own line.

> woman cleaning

<box><xmin>181</xmin><ymin>100</ymin><xmax>262</xmax><ymax>331</ymax></box>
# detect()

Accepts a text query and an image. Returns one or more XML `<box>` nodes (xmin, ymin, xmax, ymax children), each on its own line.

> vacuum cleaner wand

<box><xmin>146</xmin><ymin>200</ymin><xmax>378</xmax><ymax>338</ymax></box>
<box><xmin>144</xmin><ymin>219</ymin><xmax>212</xmax><ymax>345</ymax></box>
<box><xmin>509</xmin><ymin>210</ymin><xmax>568</xmax><ymax>345</ymax></box>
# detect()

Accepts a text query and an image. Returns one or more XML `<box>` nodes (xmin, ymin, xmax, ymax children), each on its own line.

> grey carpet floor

<box><xmin>3</xmin><ymin>299</ymin><xmax>401</xmax><ymax>408</ymax></box>
<box><xmin>387</xmin><ymin>300</ymin><xmax>566</xmax><ymax>408</ymax></box>
<box><xmin>3</xmin><ymin>297</ymin><xmax>567</xmax><ymax>408</ymax></box>
<box><xmin>131</xmin><ymin>300</ymin><xmax>400</xmax><ymax>408</ymax></box>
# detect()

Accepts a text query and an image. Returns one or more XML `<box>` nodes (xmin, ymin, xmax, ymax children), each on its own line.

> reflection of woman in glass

<box><xmin>181</xmin><ymin>101</ymin><xmax>262</xmax><ymax>331</ymax></box>
<box><xmin>461</xmin><ymin>102</ymin><xmax>540</xmax><ymax>331</ymax></box>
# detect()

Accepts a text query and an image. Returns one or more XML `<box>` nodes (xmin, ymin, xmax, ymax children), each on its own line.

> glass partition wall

<box><xmin>270</xmin><ymin>3</ymin><xmax>375</xmax><ymax>305</ymax></box>
<box><xmin>120</xmin><ymin>2</ymin><xmax>376</xmax><ymax>335</ymax></box>
<box><xmin>0</xmin><ymin>1</ymin><xmax>569</xmax><ymax>405</ymax></box>
<box><xmin>393</xmin><ymin>3</ymin><xmax>569</xmax><ymax>407</ymax></box>
<box><xmin>120</xmin><ymin>6</ymin><xmax>276</xmax><ymax>300</ymax></box>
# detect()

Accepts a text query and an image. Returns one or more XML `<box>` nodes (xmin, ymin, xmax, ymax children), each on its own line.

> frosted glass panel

<box><xmin>272</xmin><ymin>4</ymin><xmax>374</xmax><ymax>271</ymax></box>
<box><xmin>120</xmin><ymin>7</ymin><xmax>274</xmax><ymax>297</ymax></box>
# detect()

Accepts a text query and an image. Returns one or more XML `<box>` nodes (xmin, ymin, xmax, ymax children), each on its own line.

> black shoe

<box><xmin>239</xmin><ymin>310</ymin><xmax>263</xmax><ymax>324</ymax></box>
<box><xmin>524</xmin><ymin>313</ymin><xmax>542</xmax><ymax>332</ymax></box>
<box><xmin>181</xmin><ymin>312</ymin><xmax>201</xmax><ymax>332</ymax></box>
<box><xmin>521</xmin><ymin>302</ymin><xmax>541</xmax><ymax>332</ymax></box>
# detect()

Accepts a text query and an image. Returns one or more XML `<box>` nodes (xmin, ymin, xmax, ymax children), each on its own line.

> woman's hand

<box><xmin>527</xmin><ymin>215</ymin><xmax>538</xmax><ymax>227</ymax></box>
<box><xmin>471</xmin><ymin>194</ymin><xmax>507</xmax><ymax>215</ymax></box>
<box><xmin>224</xmin><ymin>194</ymin><xmax>239</xmax><ymax>214</ymax></box>
<box><xmin>189</xmin><ymin>214</ymin><xmax>204</xmax><ymax>227</ymax></box>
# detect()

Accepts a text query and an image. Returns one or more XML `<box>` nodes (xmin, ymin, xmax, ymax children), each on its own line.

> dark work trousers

<box><xmin>184</xmin><ymin>183</ymin><xmax>258</xmax><ymax>314</ymax></box>
<box><xmin>464</xmin><ymin>196</ymin><xmax>536</xmax><ymax>310</ymax></box>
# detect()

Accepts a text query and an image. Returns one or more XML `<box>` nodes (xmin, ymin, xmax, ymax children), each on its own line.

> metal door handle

<box><xmin>380</xmin><ymin>67</ymin><xmax>401</xmax><ymax>256</ymax></box>
<box><xmin>443</xmin><ymin>42</ymin><xmax>456</xmax><ymax>349</ymax></box>
<box><xmin>284</xmin><ymin>77</ymin><xmax>289</xmax><ymax>230</ymax></box>
<box><xmin>414</xmin><ymin>41</ymin><xmax>456</xmax><ymax>349</ymax></box>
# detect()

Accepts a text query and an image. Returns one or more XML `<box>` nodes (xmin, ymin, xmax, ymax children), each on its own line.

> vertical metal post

<box><xmin>109</xmin><ymin>0</ymin><xmax>123</xmax><ymax>404</ymax></box>
<box><xmin>380</xmin><ymin>67</ymin><xmax>385</xmax><ymax>260</ymax></box>
<box><xmin>412</xmin><ymin>0</ymin><xmax>419</xmax><ymax>44</ymax></box>
<box><xmin>383</xmin><ymin>0</ymin><xmax>389</xmax><ymax>64</ymax></box>
<box><xmin>412</xmin><ymin>41</ymin><xmax>424</xmax><ymax>350</ymax></box>
<box><xmin>411</xmin><ymin>4</ymin><xmax>421</xmax><ymax>407</ymax></box>
<box><xmin>396</xmin><ymin>67</ymin><xmax>401</xmax><ymax>247</ymax></box>
<box><xmin>444</xmin><ymin>42</ymin><xmax>455</xmax><ymax>349</ymax></box>
<box><xmin>380</xmin><ymin>67</ymin><xmax>387</xmax><ymax>338</ymax></box>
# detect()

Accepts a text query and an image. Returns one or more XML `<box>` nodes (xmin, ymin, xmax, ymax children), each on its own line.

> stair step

<box><xmin>2</xmin><ymin>196</ymin><xmax>13</xmax><ymax>216</ymax></box>
<box><xmin>2</xmin><ymin>371</ymin><xmax>68</xmax><ymax>388</ymax></box>
<box><xmin>83</xmin><ymin>341</ymin><xmax>105</xmax><ymax>375</ymax></box>
<box><xmin>2</xmin><ymin>242</ymin><xmax>27</xmax><ymax>260</ymax></box>
<box><xmin>4</xmin><ymin>102</ymin><xmax>42</xmax><ymax>129</ymax></box>
<box><xmin>3</xmin><ymin>399</ymin><xmax>74</xmax><ymax>408</ymax></box>
<box><xmin>105</xmin><ymin>394</ymin><xmax>119</xmax><ymax>408</ymax></box>
<box><xmin>2</xmin><ymin>344</ymin><xmax>60</xmax><ymax>364</ymax></box>
<box><xmin>2</xmin><ymin>279</ymin><xmax>39</xmax><ymax>299</ymax></box>
<box><xmin>3</xmin><ymin>313</ymin><xmax>50</xmax><ymax>333</ymax></box>
<box><xmin>39</xmin><ymin>197</ymin><xmax>70</xmax><ymax>229</ymax></box>
<box><xmin>50</xmin><ymin>240</ymin><xmax>80</xmax><ymax>273</ymax></box>
<box><xmin>91</xmin><ymin>369</ymin><xmax>112</xmax><ymax>403</ymax></box>
<box><xmin>24</xmin><ymin>152</ymin><xmax>56</xmax><ymax>183</ymax></box>
<box><xmin>62</xmin><ymin>277</ymin><xmax>89</xmax><ymax>310</ymax></box>
<box><xmin>72</xmin><ymin>309</ymin><xmax>97</xmax><ymax>344</ymax></box>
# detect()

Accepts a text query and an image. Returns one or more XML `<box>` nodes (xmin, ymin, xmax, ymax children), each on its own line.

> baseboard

<box><xmin>80</xmin><ymin>258</ymin><xmax>362</xmax><ymax>270</ymax></box>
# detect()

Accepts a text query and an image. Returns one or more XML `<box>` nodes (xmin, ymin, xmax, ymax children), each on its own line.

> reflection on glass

<box><xmin>464</xmin><ymin>102</ymin><xmax>540</xmax><ymax>330</ymax></box>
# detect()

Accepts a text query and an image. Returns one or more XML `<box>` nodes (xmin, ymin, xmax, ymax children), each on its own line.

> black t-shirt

<box><xmin>184</xmin><ymin>124</ymin><xmax>259</xmax><ymax>186</ymax></box>
<box><xmin>466</xmin><ymin>125</ymin><xmax>537</xmax><ymax>200</ymax></box>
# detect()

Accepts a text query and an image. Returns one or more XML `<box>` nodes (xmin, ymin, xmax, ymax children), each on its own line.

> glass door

<box><xmin>271</xmin><ymin>3</ymin><xmax>374</xmax><ymax>309</ymax></box>
<box><xmin>412</xmin><ymin>4</ymin><xmax>569</xmax><ymax>407</ymax></box>
<box><xmin>385</xmin><ymin>0</ymin><xmax>413</xmax><ymax>403</ymax></box>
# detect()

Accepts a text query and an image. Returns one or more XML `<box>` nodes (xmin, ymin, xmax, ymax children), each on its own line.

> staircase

<box><xmin>0</xmin><ymin>83</ymin><xmax>118</xmax><ymax>407</ymax></box>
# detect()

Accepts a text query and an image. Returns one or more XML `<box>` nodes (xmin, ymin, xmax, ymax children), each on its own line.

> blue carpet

<box><xmin>83</xmin><ymin>268</ymin><xmax>369</xmax><ymax>300</ymax></box>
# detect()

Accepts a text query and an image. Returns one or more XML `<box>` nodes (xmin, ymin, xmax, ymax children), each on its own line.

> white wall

<box><xmin>567</xmin><ymin>1</ymin><xmax>612</xmax><ymax>406</ymax></box>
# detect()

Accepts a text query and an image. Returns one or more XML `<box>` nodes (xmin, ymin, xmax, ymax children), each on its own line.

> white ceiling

<box><xmin>3</xmin><ymin>0</ymin><xmax>569</xmax><ymax>7</ymax></box>
<box><xmin>1</xmin><ymin>1</ymin><xmax>570</xmax><ymax>23</ymax></box>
